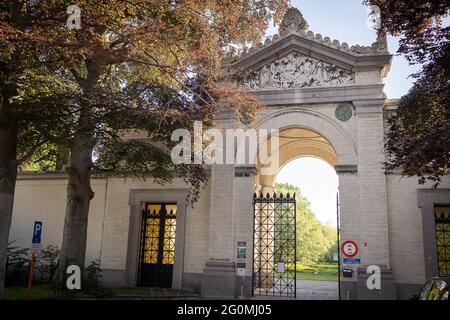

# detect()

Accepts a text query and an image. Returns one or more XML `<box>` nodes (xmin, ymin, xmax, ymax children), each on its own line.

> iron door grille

<box><xmin>435</xmin><ymin>206</ymin><xmax>450</xmax><ymax>277</ymax></box>
<box><xmin>253</xmin><ymin>192</ymin><xmax>296</xmax><ymax>298</ymax></box>
<box><xmin>138</xmin><ymin>203</ymin><xmax>177</xmax><ymax>288</ymax></box>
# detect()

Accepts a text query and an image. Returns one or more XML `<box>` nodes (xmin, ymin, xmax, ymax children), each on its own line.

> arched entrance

<box><xmin>276</xmin><ymin>157</ymin><xmax>339</xmax><ymax>300</ymax></box>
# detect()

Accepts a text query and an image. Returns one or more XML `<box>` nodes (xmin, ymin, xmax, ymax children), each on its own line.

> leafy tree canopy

<box><xmin>275</xmin><ymin>182</ymin><xmax>337</xmax><ymax>263</ymax></box>
<box><xmin>364</xmin><ymin>1</ymin><xmax>450</xmax><ymax>185</ymax></box>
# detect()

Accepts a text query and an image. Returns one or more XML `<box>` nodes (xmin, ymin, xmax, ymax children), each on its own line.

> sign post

<box><xmin>341</xmin><ymin>240</ymin><xmax>360</xmax><ymax>275</ymax></box>
<box><xmin>28</xmin><ymin>221</ymin><xmax>42</xmax><ymax>297</ymax></box>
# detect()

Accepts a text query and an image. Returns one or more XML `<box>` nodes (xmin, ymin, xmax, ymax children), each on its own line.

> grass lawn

<box><xmin>4</xmin><ymin>284</ymin><xmax>61</xmax><ymax>300</ymax></box>
<box><xmin>295</xmin><ymin>262</ymin><xmax>338</xmax><ymax>282</ymax></box>
<box><xmin>4</xmin><ymin>284</ymin><xmax>82</xmax><ymax>300</ymax></box>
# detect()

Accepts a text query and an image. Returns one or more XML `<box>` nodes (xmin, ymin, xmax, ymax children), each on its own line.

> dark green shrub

<box><xmin>5</xmin><ymin>241</ymin><xmax>30</xmax><ymax>286</ymax></box>
<box><xmin>83</xmin><ymin>260</ymin><xmax>113</xmax><ymax>298</ymax></box>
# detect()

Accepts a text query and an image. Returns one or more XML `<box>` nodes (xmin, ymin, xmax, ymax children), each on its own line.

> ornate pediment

<box><xmin>238</xmin><ymin>52</ymin><xmax>354</xmax><ymax>90</ymax></box>
<box><xmin>224</xmin><ymin>7</ymin><xmax>389</xmax><ymax>71</ymax></box>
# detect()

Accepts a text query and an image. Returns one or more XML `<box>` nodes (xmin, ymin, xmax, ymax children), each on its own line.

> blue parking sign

<box><xmin>32</xmin><ymin>221</ymin><xmax>42</xmax><ymax>244</ymax></box>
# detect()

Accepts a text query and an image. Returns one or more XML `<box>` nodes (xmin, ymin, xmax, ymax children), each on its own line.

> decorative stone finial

<box><xmin>279</xmin><ymin>7</ymin><xmax>309</xmax><ymax>37</ymax></box>
<box><xmin>371</xmin><ymin>32</ymin><xmax>388</xmax><ymax>51</ymax></box>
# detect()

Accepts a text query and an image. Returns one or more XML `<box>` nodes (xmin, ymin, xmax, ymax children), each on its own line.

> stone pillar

<box><xmin>336</xmin><ymin>165</ymin><xmax>359</xmax><ymax>300</ymax></box>
<box><xmin>201</xmin><ymin>109</ymin><xmax>238</xmax><ymax>298</ymax></box>
<box><xmin>201</xmin><ymin>164</ymin><xmax>237</xmax><ymax>298</ymax></box>
<box><xmin>233</xmin><ymin>166</ymin><xmax>258</xmax><ymax>297</ymax></box>
<box><xmin>353</xmin><ymin>100</ymin><xmax>397</xmax><ymax>299</ymax></box>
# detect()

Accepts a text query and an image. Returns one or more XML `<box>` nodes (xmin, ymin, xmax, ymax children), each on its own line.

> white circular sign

<box><xmin>341</xmin><ymin>240</ymin><xmax>358</xmax><ymax>258</ymax></box>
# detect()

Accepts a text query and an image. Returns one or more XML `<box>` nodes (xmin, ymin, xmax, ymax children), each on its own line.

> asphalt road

<box><xmin>296</xmin><ymin>280</ymin><xmax>339</xmax><ymax>300</ymax></box>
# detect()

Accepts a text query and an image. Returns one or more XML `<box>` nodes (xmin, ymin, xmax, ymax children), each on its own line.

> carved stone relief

<box><xmin>239</xmin><ymin>52</ymin><xmax>354</xmax><ymax>90</ymax></box>
<box><xmin>335</xmin><ymin>104</ymin><xmax>353</xmax><ymax>121</ymax></box>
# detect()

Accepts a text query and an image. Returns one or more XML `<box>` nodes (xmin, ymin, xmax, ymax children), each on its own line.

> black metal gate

<box><xmin>253</xmin><ymin>192</ymin><xmax>296</xmax><ymax>298</ymax></box>
<box><xmin>138</xmin><ymin>203</ymin><xmax>177</xmax><ymax>288</ymax></box>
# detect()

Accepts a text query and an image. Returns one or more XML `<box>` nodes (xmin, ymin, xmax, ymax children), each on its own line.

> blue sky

<box><xmin>273</xmin><ymin>1</ymin><xmax>422</xmax><ymax>227</ymax></box>
<box><xmin>267</xmin><ymin>0</ymin><xmax>422</xmax><ymax>99</ymax></box>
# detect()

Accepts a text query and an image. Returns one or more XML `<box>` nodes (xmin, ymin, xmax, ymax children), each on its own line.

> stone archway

<box><xmin>251</xmin><ymin>109</ymin><xmax>347</xmax><ymax>299</ymax></box>
<box><xmin>250</xmin><ymin>106</ymin><xmax>357</xmax><ymax>299</ymax></box>
<box><xmin>204</xmin><ymin>5</ymin><xmax>396</xmax><ymax>299</ymax></box>
<box><xmin>254</xmin><ymin>107</ymin><xmax>356</xmax><ymax>194</ymax></box>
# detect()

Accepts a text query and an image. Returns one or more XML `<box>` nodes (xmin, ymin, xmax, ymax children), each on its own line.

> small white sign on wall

<box><xmin>237</xmin><ymin>268</ymin><xmax>245</xmax><ymax>276</ymax></box>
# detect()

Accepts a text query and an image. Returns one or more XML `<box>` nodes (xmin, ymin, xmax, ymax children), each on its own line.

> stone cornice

<box><xmin>250</xmin><ymin>84</ymin><xmax>385</xmax><ymax>106</ymax></box>
<box><xmin>17</xmin><ymin>171</ymin><xmax>70</xmax><ymax>180</ymax></box>
<box><xmin>225</xmin><ymin>34</ymin><xmax>392</xmax><ymax>76</ymax></box>
<box><xmin>353</xmin><ymin>99</ymin><xmax>386</xmax><ymax>114</ymax></box>
<box><xmin>335</xmin><ymin>165</ymin><xmax>358</xmax><ymax>174</ymax></box>
<box><xmin>235</xmin><ymin>166</ymin><xmax>258</xmax><ymax>177</ymax></box>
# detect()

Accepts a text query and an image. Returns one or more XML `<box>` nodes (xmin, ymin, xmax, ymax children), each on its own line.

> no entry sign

<box><xmin>341</xmin><ymin>240</ymin><xmax>358</xmax><ymax>258</ymax></box>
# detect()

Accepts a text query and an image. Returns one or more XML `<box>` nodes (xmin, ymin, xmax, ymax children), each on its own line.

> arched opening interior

<box><xmin>253</xmin><ymin>126</ymin><xmax>340</xmax><ymax>299</ymax></box>
<box><xmin>255</xmin><ymin>126</ymin><xmax>338</xmax><ymax>193</ymax></box>
<box><xmin>275</xmin><ymin>157</ymin><xmax>339</xmax><ymax>300</ymax></box>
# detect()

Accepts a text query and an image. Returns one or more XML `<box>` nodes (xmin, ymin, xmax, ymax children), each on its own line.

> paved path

<box><xmin>250</xmin><ymin>280</ymin><xmax>339</xmax><ymax>300</ymax></box>
<box><xmin>296</xmin><ymin>280</ymin><xmax>338</xmax><ymax>300</ymax></box>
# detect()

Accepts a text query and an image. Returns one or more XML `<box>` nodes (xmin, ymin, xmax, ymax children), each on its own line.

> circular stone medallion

<box><xmin>335</xmin><ymin>104</ymin><xmax>353</xmax><ymax>121</ymax></box>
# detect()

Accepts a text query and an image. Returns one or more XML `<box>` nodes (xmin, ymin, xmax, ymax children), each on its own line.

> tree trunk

<box><xmin>57</xmin><ymin>57</ymin><xmax>102</xmax><ymax>287</ymax></box>
<box><xmin>0</xmin><ymin>124</ymin><xmax>18</xmax><ymax>299</ymax></box>
<box><xmin>58</xmin><ymin>132</ymin><xmax>94</xmax><ymax>286</ymax></box>
<box><xmin>0</xmin><ymin>2</ymin><xmax>21</xmax><ymax>300</ymax></box>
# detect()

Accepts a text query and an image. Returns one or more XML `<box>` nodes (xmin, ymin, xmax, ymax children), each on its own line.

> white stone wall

<box><xmin>10</xmin><ymin>175</ymin><xmax>212</xmax><ymax>278</ymax></box>
<box><xmin>182</xmin><ymin>183</ymin><xmax>210</xmax><ymax>274</ymax></box>
<box><xmin>206</xmin><ymin>165</ymin><xmax>236</xmax><ymax>261</ymax></box>
<box><xmin>10</xmin><ymin>177</ymin><xmax>106</xmax><ymax>266</ymax></box>
<box><xmin>386</xmin><ymin>175</ymin><xmax>450</xmax><ymax>284</ymax></box>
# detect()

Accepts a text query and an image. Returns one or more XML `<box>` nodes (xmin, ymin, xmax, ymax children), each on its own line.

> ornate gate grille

<box><xmin>253</xmin><ymin>192</ymin><xmax>296</xmax><ymax>298</ymax></box>
<box><xmin>435</xmin><ymin>206</ymin><xmax>450</xmax><ymax>277</ymax></box>
<box><xmin>138</xmin><ymin>203</ymin><xmax>177</xmax><ymax>288</ymax></box>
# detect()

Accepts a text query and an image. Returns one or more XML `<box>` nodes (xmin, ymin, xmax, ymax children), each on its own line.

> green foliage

<box><xmin>83</xmin><ymin>260</ymin><xmax>114</xmax><ymax>298</ymax></box>
<box><xmin>35</xmin><ymin>245</ymin><xmax>60</xmax><ymax>283</ymax></box>
<box><xmin>6</xmin><ymin>244</ymin><xmax>61</xmax><ymax>286</ymax></box>
<box><xmin>275</xmin><ymin>183</ymin><xmax>338</xmax><ymax>264</ymax></box>
<box><xmin>5</xmin><ymin>241</ymin><xmax>30</xmax><ymax>286</ymax></box>
<box><xmin>24</xmin><ymin>144</ymin><xmax>69</xmax><ymax>171</ymax></box>
<box><xmin>364</xmin><ymin>0</ymin><xmax>450</xmax><ymax>185</ymax></box>
<box><xmin>384</xmin><ymin>77</ymin><xmax>450</xmax><ymax>186</ymax></box>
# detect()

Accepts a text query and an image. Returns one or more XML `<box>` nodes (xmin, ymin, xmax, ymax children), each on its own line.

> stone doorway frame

<box><xmin>125</xmin><ymin>188</ymin><xmax>188</xmax><ymax>289</ymax></box>
<box><xmin>418</xmin><ymin>189</ymin><xmax>450</xmax><ymax>279</ymax></box>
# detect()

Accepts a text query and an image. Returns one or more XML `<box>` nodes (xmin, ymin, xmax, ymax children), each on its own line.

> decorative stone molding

<box><xmin>239</xmin><ymin>52</ymin><xmax>354</xmax><ymax>90</ymax></box>
<box><xmin>235</xmin><ymin>166</ymin><xmax>258</xmax><ymax>177</ymax></box>
<box><xmin>335</xmin><ymin>165</ymin><xmax>358</xmax><ymax>173</ymax></box>
<box><xmin>223</xmin><ymin>7</ymin><xmax>389</xmax><ymax>65</ymax></box>
<box><xmin>335</xmin><ymin>104</ymin><xmax>354</xmax><ymax>121</ymax></box>
<box><xmin>279</xmin><ymin>7</ymin><xmax>309</xmax><ymax>37</ymax></box>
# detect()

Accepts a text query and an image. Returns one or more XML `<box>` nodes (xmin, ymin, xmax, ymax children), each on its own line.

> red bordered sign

<box><xmin>341</xmin><ymin>240</ymin><xmax>358</xmax><ymax>258</ymax></box>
